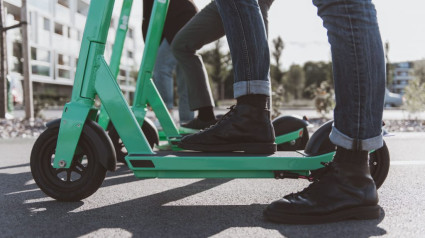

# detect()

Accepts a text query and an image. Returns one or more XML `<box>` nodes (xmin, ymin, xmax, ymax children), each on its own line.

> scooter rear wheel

<box><xmin>369</xmin><ymin>141</ymin><xmax>390</xmax><ymax>189</ymax></box>
<box><xmin>30</xmin><ymin>121</ymin><xmax>108</xmax><ymax>201</ymax></box>
<box><xmin>108</xmin><ymin>118</ymin><xmax>159</xmax><ymax>163</ymax></box>
<box><xmin>272</xmin><ymin>116</ymin><xmax>309</xmax><ymax>151</ymax></box>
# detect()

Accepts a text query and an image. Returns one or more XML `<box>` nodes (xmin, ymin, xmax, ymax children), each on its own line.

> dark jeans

<box><xmin>215</xmin><ymin>0</ymin><xmax>385</xmax><ymax>151</ymax></box>
<box><xmin>171</xmin><ymin>0</ymin><xmax>273</xmax><ymax>110</ymax></box>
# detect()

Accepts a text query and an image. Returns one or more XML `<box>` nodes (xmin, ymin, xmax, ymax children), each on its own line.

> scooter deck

<box><xmin>125</xmin><ymin>151</ymin><xmax>334</xmax><ymax>179</ymax></box>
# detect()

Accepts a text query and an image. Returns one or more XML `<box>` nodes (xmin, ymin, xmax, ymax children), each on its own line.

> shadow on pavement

<box><xmin>0</xmin><ymin>162</ymin><xmax>387</xmax><ymax>238</ymax></box>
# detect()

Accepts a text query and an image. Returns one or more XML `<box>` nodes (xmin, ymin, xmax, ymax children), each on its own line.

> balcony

<box><xmin>55</xmin><ymin>4</ymin><xmax>71</xmax><ymax>23</ymax></box>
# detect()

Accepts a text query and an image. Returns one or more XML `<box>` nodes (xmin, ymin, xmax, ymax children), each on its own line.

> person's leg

<box><xmin>171</xmin><ymin>2</ymin><xmax>220</xmax><ymax>112</ymax></box>
<box><xmin>171</xmin><ymin>2</ymin><xmax>223</xmax><ymax>129</ymax></box>
<box><xmin>178</xmin><ymin>0</ymin><xmax>276</xmax><ymax>153</ymax></box>
<box><xmin>175</xmin><ymin>64</ymin><xmax>195</xmax><ymax>124</ymax></box>
<box><xmin>216</xmin><ymin>0</ymin><xmax>271</xmax><ymax>98</ymax></box>
<box><xmin>264</xmin><ymin>0</ymin><xmax>385</xmax><ymax>224</ymax></box>
<box><xmin>153</xmin><ymin>39</ymin><xmax>177</xmax><ymax>111</ymax></box>
<box><xmin>258</xmin><ymin>0</ymin><xmax>273</xmax><ymax>34</ymax></box>
<box><xmin>173</xmin><ymin>0</ymin><xmax>274</xmax><ymax>130</ymax></box>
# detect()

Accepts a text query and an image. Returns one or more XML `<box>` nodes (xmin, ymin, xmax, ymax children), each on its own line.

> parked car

<box><xmin>384</xmin><ymin>88</ymin><xmax>403</xmax><ymax>107</ymax></box>
<box><xmin>8</xmin><ymin>73</ymin><xmax>23</xmax><ymax>106</ymax></box>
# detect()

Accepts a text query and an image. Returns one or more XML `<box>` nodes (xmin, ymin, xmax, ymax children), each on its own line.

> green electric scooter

<box><xmin>30</xmin><ymin>0</ymin><xmax>390</xmax><ymax>202</ymax></box>
<box><xmin>94</xmin><ymin>0</ymin><xmax>310</xmax><ymax>163</ymax></box>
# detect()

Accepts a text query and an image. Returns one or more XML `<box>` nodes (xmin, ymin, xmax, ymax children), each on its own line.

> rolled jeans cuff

<box><xmin>329</xmin><ymin>125</ymin><xmax>383</xmax><ymax>151</ymax></box>
<box><xmin>234</xmin><ymin>80</ymin><xmax>271</xmax><ymax>98</ymax></box>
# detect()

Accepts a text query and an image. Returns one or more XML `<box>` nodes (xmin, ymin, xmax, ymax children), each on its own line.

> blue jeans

<box><xmin>153</xmin><ymin>40</ymin><xmax>194</xmax><ymax>124</ymax></box>
<box><xmin>215</xmin><ymin>0</ymin><xmax>271</xmax><ymax>98</ymax></box>
<box><xmin>215</xmin><ymin>0</ymin><xmax>385</xmax><ymax>151</ymax></box>
<box><xmin>171</xmin><ymin>0</ymin><xmax>273</xmax><ymax>111</ymax></box>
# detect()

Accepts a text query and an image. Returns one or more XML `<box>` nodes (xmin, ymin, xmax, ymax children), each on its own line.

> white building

<box><xmin>3</xmin><ymin>0</ymin><xmax>143</xmax><ymax>101</ymax></box>
<box><xmin>391</xmin><ymin>61</ymin><xmax>419</xmax><ymax>95</ymax></box>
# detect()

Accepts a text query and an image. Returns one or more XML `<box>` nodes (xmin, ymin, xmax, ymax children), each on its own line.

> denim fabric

<box><xmin>313</xmin><ymin>0</ymin><xmax>385</xmax><ymax>151</ymax></box>
<box><xmin>153</xmin><ymin>40</ymin><xmax>194</xmax><ymax>123</ymax></box>
<box><xmin>175</xmin><ymin>65</ymin><xmax>195</xmax><ymax>123</ymax></box>
<box><xmin>215</xmin><ymin>0</ymin><xmax>271</xmax><ymax>98</ymax></box>
<box><xmin>172</xmin><ymin>0</ymin><xmax>273</xmax><ymax>110</ymax></box>
<box><xmin>171</xmin><ymin>2</ymin><xmax>219</xmax><ymax>111</ymax></box>
<box><xmin>215</xmin><ymin>0</ymin><xmax>385</xmax><ymax>151</ymax></box>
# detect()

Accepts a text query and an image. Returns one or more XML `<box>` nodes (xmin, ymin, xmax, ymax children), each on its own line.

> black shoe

<box><xmin>263</xmin><ymin>148</ymin><xmax>379</xmax><ymax>224</ymax></box>
<box><xmin>180</xmin><ymin>118</ymin><xmax>217</xmax><ymax>130</ymax></box>
<box><xmin>178</xmin><ymin>104</ymin><xmax>276</xmax><ymax>154</ymax></box>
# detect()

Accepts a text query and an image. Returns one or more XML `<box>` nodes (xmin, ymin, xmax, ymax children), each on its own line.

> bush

<box><xmin>404</xmin><ymin>78</ymin><xmax>425</xmax><ymax>116</ymax></box>
<box><xmin>314</xmin><ymin>81</ymin><xmax>334</xmax><ymax>117</ymax></box>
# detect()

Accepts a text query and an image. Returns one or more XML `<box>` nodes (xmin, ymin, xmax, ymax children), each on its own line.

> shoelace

<box><xmin>199</xmin><ymin>105</ymin><xmax>237</xmax><ymax>133</ymax></box>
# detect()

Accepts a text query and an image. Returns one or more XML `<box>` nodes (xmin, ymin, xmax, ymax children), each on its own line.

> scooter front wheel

<box><xmin>30</xmin><ymin>121</ymin><xmax>108</xmax><ymax>201</ymax></box>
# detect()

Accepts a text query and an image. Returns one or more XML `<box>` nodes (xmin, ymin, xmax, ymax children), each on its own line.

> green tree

<box><xmin>270</xmin><ymin>36</ymin><xmax>286</xmax><ymax>118</ymax></box>
<box><xmin>271</xmin><ymin>36</ymin><xmax>285</xmax><ymax>83</ymax></box>
<box><xmin>314</xmin><ymin>81</ymin><xmax>335</xmax><ymax>117</ymax></box>
<box><xmin>413</xmin><ymin>60</ymin><xmax>425</xmax><ymax>84</ymax></box>
<box><xmin>283</xmin><ymin>64</ymin><xmax>305</xmax><ymax>100</ymax></box>
<box><xmin>303</xmin><ymin>61</ymin><xmax>333</xmax><ymax>98</ymax></box>
<box><xmin>200</xmin><ymin>39</ymin><xmax>233</xmax><ymax>101</ymax></box>
<box><xmin>404</xmin><ymin>60</ymin><xmax>425</xmax><ymax>115</ymax></box>
<box><xmin>385</xmin><ymin>41</ymin><xmax>394</xmax><ymax>89</ymax></box>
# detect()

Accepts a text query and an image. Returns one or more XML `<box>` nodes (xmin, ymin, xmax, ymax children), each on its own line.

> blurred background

<box><xmin>0</xmin><ymin>0</ymin><xmax>424</xmax><ymax>125</ymax></box>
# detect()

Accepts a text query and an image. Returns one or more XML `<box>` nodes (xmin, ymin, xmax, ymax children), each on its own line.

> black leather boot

<box><xmin>263</xmin><ymin>147</ymin><xmax>379</xmax><ymax>224</ymax></box>
<box><xmin>178</xmin><ymin>104</ymin><xmax>276</xmax><ymax>153</ymax></box>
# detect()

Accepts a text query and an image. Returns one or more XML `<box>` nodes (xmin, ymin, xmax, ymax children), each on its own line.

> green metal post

<box><xmin>54</xmin><ymin>0</ymin><xmax>116</xmax><ymax>169</ymax></box>
<box><xmin>131</xmin><ymin>0</ymin><xmax>180</xmax><ymax>138</ymax></box>
<box><xmin>54</xmin><ymin>0</ymin><xmax>154</xmax><ymax>169</ymax></box>
<box><xmin>98</xmin><ymin>0</ymin><xmax>133</xmax><ymax>130</ymax></box>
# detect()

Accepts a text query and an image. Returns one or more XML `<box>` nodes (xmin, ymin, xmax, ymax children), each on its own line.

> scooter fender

<box><xmin>46</xmin><ymin>118</ymin><xmax>117</xmax><ymax>171</ymax></box>
<box><xmin>304</xmin><ymin>120</ymin><xmax>335</xmax><ymax>156</ymax></box>
<box><xmin>304</xmin><ymin>120</ymin><xmax>391</xmax><ymax>156</ymax></box>
<box><xmin>272</xmin><ymin>115</ymin><xmax>310</xmax><ymax>135</ymax></box>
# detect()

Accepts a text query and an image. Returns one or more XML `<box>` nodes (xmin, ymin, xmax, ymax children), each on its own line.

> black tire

<box><xmin>305</xmin><ymin>120</ymin><xmax>390</xmax><ymax>189</ymax></box>
<box><xmin>108</xmin><ymin>118</ymin><xmax>159</xmax><ymax>163</ymax></box>
<box><xmin>273</xmin><ymin>116</ymin><xmax>310</xmax><ymax>151</ymax></box>
<box><xmin>369</xmin><ymin>141</ymin><xmax>390</xmax><ymax>189</ymax></box>
<box><xmin>30</xmin><ymin>121</ymin><xmax>108</xmax><ymax>201</ymax></box>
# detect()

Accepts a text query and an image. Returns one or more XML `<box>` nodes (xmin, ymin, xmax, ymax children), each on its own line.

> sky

<box><xmin>131</xmin><ymin>0</ymin><xmax>425</xmax><ymax>70</ymax></box>
<box><xmin>194</xmin><ymin>0</ymin><xmax>425</xmax><ymax>70</ymax></box>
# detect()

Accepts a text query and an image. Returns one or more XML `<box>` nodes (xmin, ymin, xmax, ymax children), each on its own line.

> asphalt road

<box><xmin>1</xmin><ymin>133</ymin><xmax>425</xmax><ymax>238</ymax></box>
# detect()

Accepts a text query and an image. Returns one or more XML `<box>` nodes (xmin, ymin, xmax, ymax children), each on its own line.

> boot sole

<box><xmin>178</xmin><ymin>142</ymin><xmax>277</xmax><ymax>154</ymax></box>
<box><xmin>263</xmin><ymin>205</ymin><xmax>380</xmax><ymax>224</ymax></box>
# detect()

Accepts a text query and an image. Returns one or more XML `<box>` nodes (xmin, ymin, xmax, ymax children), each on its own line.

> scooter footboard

<box><xmin>126</xmin><ymin>151</ymin><xmax>334</xmax><ymax>179</ymax></box>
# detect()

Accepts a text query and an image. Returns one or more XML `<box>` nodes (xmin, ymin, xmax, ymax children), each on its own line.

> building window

<box><xmin>77</xmin><ymin>0</ymin><xmax>89</xmax><ymax>16</ymax></box>
<box><xmin>31</xmin><ymin>47</ymin><xmax>50</xmax><ymax>62</ymax></box>
<box><xmin>31</xmin><ymin>48</ymin><xmax>51</xmax><ymax>77</ymax></box>
<box><xmin>110</xmin><ymin>17</ymin><xmax>115</xmax><ymax>28</ymax></box>
<box><xmin>57</xmin><ymin>53</ymin><xmax>72</xmax><ymax>79</ymax></box>
<box><xmin>127</xmin><ymin>50</ymin><xmax>133</xmax><ymax>59</ymax></box>
<box><xmin>32</xmin><ymin>65</ymin><xmax>50</xmax><ymax>76</ymax></box>
<box><xmin>118</xmin><ymin>69</ymin><xmax>126</xmax><ymax>82</ymax></box>
<box><xmin>128</xmin><ymin>28</ymin><xmax>134</xmax><ymax>39</ymax></box>
<box><xmin>54</xmin><ymin>22</ymin><xmax>63</xmax><ymax>35</ymax></box>
<box><xmin>58</xmin><ymin>54</ymin><xmax>71</xmax><ymax>66</ymax></box>
<box><xmin>58</xmin><ymin>69</ymin><xmax>71</xmax><ymax>79</ymax></box>
<box><xmin>43</xmin><ymin>17</ymin><xmax>50</xmax><ymax>31</ymax></box>
<box><xmin>57</xmin><ymin>0</ymin><xmax>69</xmax><ymax>8</ymax></box>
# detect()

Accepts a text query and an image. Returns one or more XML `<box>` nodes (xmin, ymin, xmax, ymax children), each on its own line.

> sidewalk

<box><xmin>10</xmin><ymin>107</ymin><xmax>425</xmax><ymax>121</ymax></box>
